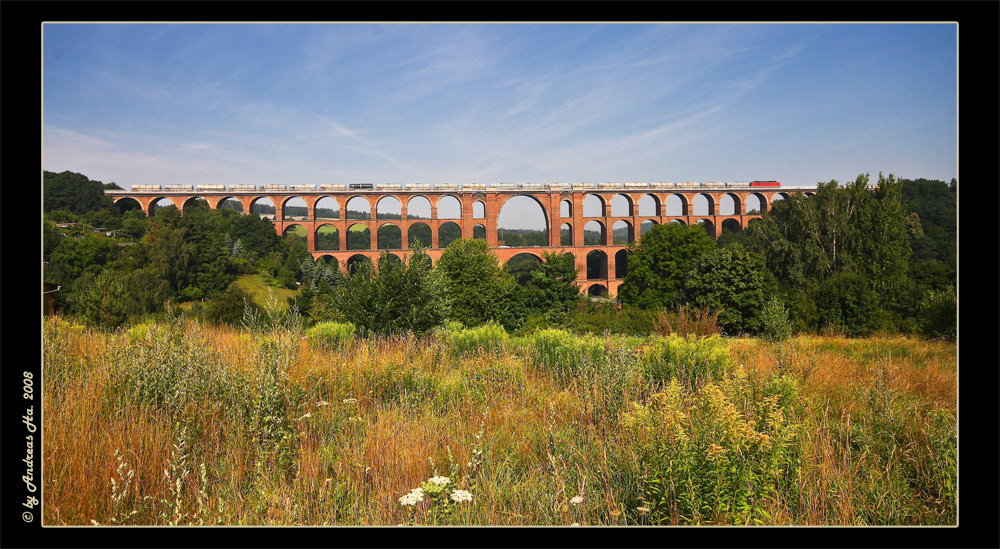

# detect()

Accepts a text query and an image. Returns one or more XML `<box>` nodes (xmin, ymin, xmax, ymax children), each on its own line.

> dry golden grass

<box><xmin>42</xmin><ymin>318</ymin><xmax>956</xmax><ymax>527</ymax></box>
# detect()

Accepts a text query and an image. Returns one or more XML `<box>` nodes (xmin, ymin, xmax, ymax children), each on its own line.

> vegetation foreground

<box><xmin>43</xmin><ymin>315</ymin><xmax>956</xmax><ymax>527</ymax></box>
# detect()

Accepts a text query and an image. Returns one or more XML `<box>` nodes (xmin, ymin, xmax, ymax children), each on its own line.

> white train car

<box><xmin>725</xmin><ymin>181</ymin><xmax>751</xmax><ymax>189</ymax></box>
<box><xmin>290</xmin><ymin>184</ymin><xmax>317</xmax><ymax>191</ymax></box>
<box><xmin>320</xmin><ymin>184</ymin><xmax>346</xmax><ymax>192</ymax></box>
<box><xmin>406</xmin><ymin>183</ymin><xmax>433</xmax><ymax>191</ymax></box>
<box><xmin>650</xmin><ymin>182</ymin><xmax>675</xmax><ymax>189</ymax></box>
<box><xmin>598</xmin><ymin>182</ymin><xmax>623</xmax><ymax>189</ymax></box>
<box><xmin>624</xmin><ymin>182</ymin><xmax>650</xmax><ymax>189</ymax></box>
<box><xmin>261</xmin><ymin>184</ymin><xmax>288</xmax><ymax>191</ymax></box>
<box><xmin>230</xmin><ymin>184</ymin><xmax>257</xmax><ymax>191</ymax></box>
<box><xmin>435</xmin><ymin>183</ymin><xmax>460</xmax><ymax>191</ymax></box>
<box><xmin>196</xmin><ymin>184</ymin><xmax>226</xmax><ymax>192</ymax></box>
<box><xmin>164</xmin><ymin>185</ymin><xmax>194</xmax><ymax>191</ymax></box>
<box><xmin>463</xmin><ymin>183</ymin><xmax>489</xmax><ymax>191</ymax></box>
<box><xmin>572</xmin><ymin>183</ymin><xmax>597</xmax><ymax>190</ymax></box>
<box><xmin>675</xmin><ymin>182</ymin><xmax>701</xmax><ymax>189</ymax></box>
<box><xmin>495</xmin><ymin>183</ymin><xmax>518</xmax><ymax>191</ymax></box>
<box><xmin>131</xmin><ymin>184</ymin><xmax>162</xmax><ymax>192</ymax></box>
<box><xmin>379</xmin><ymin>184</ymin><xmax>403</xmax><ymax>191</ymax></box>
<box><xmin>521</xmin><ymin>183</ymin><xmax>547</xmax><ymax>191</ymax></box>
<box><xmin>548</xmin><ymin>183</ymin><xmax>569</xmax><ymax>190</ymax></box>
<box><xmin>702</xmin><ymin>181</ymin><xmax>725</xmax><ymax>188</ymax></box>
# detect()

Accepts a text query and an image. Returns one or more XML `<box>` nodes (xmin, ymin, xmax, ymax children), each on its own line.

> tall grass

<box><xmin>42</xmin><ymin>316</ymin><xmax>956</xmax><ymax>526</ymax></box>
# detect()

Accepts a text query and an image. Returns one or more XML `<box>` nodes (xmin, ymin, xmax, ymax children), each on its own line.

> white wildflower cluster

<box><xmin>427</xmin><ymin>476</ymin><xmax>450</xmax><ymax>486</ymax></box>
<box><xmin>449</xmin><ymin>489</ymin><xmax>473</xmax><ymax>503</ymax></box>
<box><xmin>316</xmin><ymin>400</ymin><xmax>329</xmax><ymax>407</ymax></box>
<box><xmin>570</xmin><ymin>495</ymin><xmax>584</xmax><ymax>505</ymax></box>
<box><xmin>342</xmin><ymin>398</ymin><xmax>358</xmax><ymax>405</ymax></box>
<box><xmin>398</xmin><ymin>487</ymin><xmax>425</xmax><ymax>506</ymax></box>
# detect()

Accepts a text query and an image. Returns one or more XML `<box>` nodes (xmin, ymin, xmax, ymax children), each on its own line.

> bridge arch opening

<box><xmin>284</xmin><ymin>224</ymin><xmax>308</xmax><ymax>245</ymax></box>
<box><xmin>347</xmin><ymin>223</ymin><xmax>371</xmax><ymax>250</ymax></box>
<box><xmin>695</xmin><ymin>219</ymin><xmax>715</xmax><ymax>237</ymax></box>
<box><xmin>379</xmin><ymin>253</ymin><xmax>402</xmax><ymax>269</ymax></box>
<box><xmin>586</xmin><ymin>250</ymin><xmax>609</xmax><ymax>280</ymax></box>
<box><xmin>587</xmin><ymin>283</ymin><xmax>608</xmax><ymax>298</ymax></box>
<box><xmin>560</xmin><ymin>199</ymin><xmax>572</xmax><ymax>218</ymax></box>
<box><xmin>721</xmin><ymin>218</ymin><xmax>743</xmax><ymax>235</ymax></box>
<box><xmin>561</xmin><ymin>222</ymin><xmax>573</xmax><ymax>246</ymax></box>
<box><xmin>115</xmin><ymin>196</ymin><xmax>142</xmax><ymax>215</ymax></box>
<box><xmin>639</xmin><ymin>219</ymin><xmax>657</xmax><ymax>238</ymax></box>
<box><xmin>615</xmin><ymin>249</ymin><xmax>629</xmax><ymax>279</ymax></box>
<box><xmin>504</xmin><ymin>252</ymin><xmax>543</xmax><ymax>286</ymax></box>
<box><xmin>612</xmin><ymin>220</ymin><xmax>633</xmax><ymax>245</ymax></box>
<box><xmin>473</xmin><ymin>200</ymin><xmax>486</xmax><ymax>219</ymax></box>
<box><xmin>183</xmin><ymin>197</ymin><xmax>210</xmax><ymax>213</ymax></box>
<box><xmin>693</xmin><ymin>194</ymin><xmax>714</xmax><ymax>216</ymax></box>
<box><xmin>669</xmin><ymin>219</ymin><xmax>686</xmax><ymax>225</ymax></box>
<box><xmin>583</xmin><ymin>220</ymin><xmax>606</xmax><ymax>245</ymax></box>
<box><xmin>316</xmin><ymin>224</ymin><xmax>340</xmax><ymax>251</ymax></box>
<box><xmin>583</xmin><ymin>195</ymin><xmax>605</xmax><ymax>217</ymax></box>
<box><xmin>747</xmin><ymin>194</ymin><xmax>764</xmax><ymax>214</ymax></box>
<box><xmin>407</xmin><ymin>196</ymin><xmax>432</xmax><ymax>219</ymax></box>
<box><xmin>282</xmin><ymin>197</ymin><xmax>308</xmax><ymax>220</ymax></box>
<box><xmin>151</xmin><ymin>197</ymin><xmax>178</xmax><ymax>216</ymax></box>
<box><xmin>346</xmin><ymin>254</ymin><xmax>372</xmax><ymax>274</ymax></box>
<box><xmin>345</xmin><ymin>197</ymin><xmax>371</xmax><ymax>220</ymax></box>
<box><xmin>439</xmin><ymin>221</ymin><xmax>462</xmax><ymax>248</ymax></box>
<box><xmin>315</xmin><ymin>197</ymin><xmax>340</xmax><ymax>220</ymax></box>
<box><xmin>437</xmin><ymin>196</ymin><xmax>462</xmax><ymax>219</ymax></box>
<box><xmin>408</xmin><ymin>222</ymin><xmax>431</xmax><ymax>248</ymax></box>
<box><xmin>376</xmin><ymin>196</ymin><xmax>402</xmax><ymax>219</ymax></box>
<box><xmin>377</xmin><ymin>223</ymin><xmax>402</xmax><ymax>250</ymax></box>
<box><xmin>665</xmin><ymin>194</ymin><xmax>687</xmax><ymax>216</ymax></box>
<box><xmin>473</xmin><ymin>224</ymin><xmax>486</xmax><ymax>240</ymax></box>
<box><xmin>610</xmin><ymin>194</ymin><xmax>633</xmax><ymax>217</ymax></box>
<box><xmin>251</xmin><ymin>197</ymin><xmax>275</xmax><ymax>219</ymax></box>
<box><xmin>638</xmin><ymin>194</ymin><xmax>659</xmax><ymax>217</ymax></box>
<box><xmin>497</xmin><ymin>195</ymin><xmax>548</xmax><ymax>247</ymax></box>
<box><xmin>719</xmin><ymin>193</ymin><xmax>740</xmax><ymax>216</ymax></box>
<box><xmin>217</xmin><ymin>197</ymin><xmax>243</xmax><ymax>213</ymax></box>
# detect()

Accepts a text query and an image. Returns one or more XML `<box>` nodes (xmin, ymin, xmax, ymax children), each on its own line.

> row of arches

<box><xmin>122</xmin><ymin>191</ymin><xmax>793</xmax><ymax>221</ymax></box>
<box><xmin>283</xmin><ymin>216</ymin><xmax>747</xmax><ymax>251</ymax></box>
<box><xmin>315</xmin><ymin>249</ymin><xmax>631</xmax><ymax>283</ymax></box>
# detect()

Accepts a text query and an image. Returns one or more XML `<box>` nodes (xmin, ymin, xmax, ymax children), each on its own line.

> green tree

<box><xmin>683</xmin><ymin>244</ymin><xmax>772</xmax><ymax>335</ymax></box>
<box><xmin>436</xmin><ymin>239</ymin><xmax>523</xmax><ymax>330</ymax></box>
<box><xmin>335</xmin><ymin>247</ymin><xmax>449</xmax><ymax>335</ymax></box>
<box><xmin>812</xmin><ymin>272</ymin><xmax>880</xmax><ymax>337</ymax></box>
<box><xmin>205</xmin><ymin>283</ymin><xmax>261</xmax><ymax>327</ymax></box>
<box><xmin>521</xmin><ymin>251</ymin><xmax>581</xmax><ymax>322</ymax></box>
<box><xmin>76</xmin><ymin>270</ymin><xmax>130</xmax><ymax>328</ymax></box>
<box><xmin>43</xmin><ymin>170</ymin><xmax>115</xmax><ymax>214</ymax></box>
<box><xmin>618</xmin><ymin>223</ymin><xmax>716</xmax><ymax>309</ymax></box>
<box><xmin>849</xmin><ymin>173</ymin><xmax>911</xmax><ymax>305</ymax></box>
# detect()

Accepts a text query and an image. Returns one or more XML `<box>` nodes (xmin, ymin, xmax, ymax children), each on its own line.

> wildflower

<box><xmin>570</xmin><ymin>495</ymin><xmax>584</xmax><ymax>505</ymax></box>
<box><xmin>706</xmin><ymin>443</ymin><xmax>726</xmax><ymax>461</ymax></box>
<box><xmin>570</xmin><ymin>522</ymin><xmax>580</xmax><ymax>526</ymax></box>
<box><xmin>428</xmin><ymin>476</ymin><xmax>450</xmax><ymax>486</ymax></box>
<box><xmin>297</xmin><ymin>412</ymin><xmax>312</xmax><ymax>420</ymax></box>
<box><xmin>450</xmin><ymin>489</ymin><xmax>473</xmax><ymax>503</ymax></box>
<box><xmin>399</xmin><ymin>487</ymin><xmax>424</xmax><ymax>506</ymax></box>
<box><xmin>317</xmin><ymin>400</ymin><xmax>329</xmax><ymax>407</ymax></box>
<box><xmin>342</xmin><ymin>398</ymin><xmax>358</xmax><ymax>405</ymax></box>
<box><xmin>636</xmin><ymin>506</ymin><xmax>650</xmax><ymax>514</ymax></box>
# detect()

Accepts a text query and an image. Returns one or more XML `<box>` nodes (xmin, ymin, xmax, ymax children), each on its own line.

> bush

<box><xmin>639</xmin><ymin>334</ymin><xmax>731</xmax><ymax>389</ymax></box>
<box><xmin>526</xmin><ymin>328</ymin><xmax>607</xmax><ymax>383</ymax></box>
<box><xmin>205</xmin><ymin>284</ymin><xmax>261</xmax><ymax>327</ymax></box>
<box><xmin>436</xmin><ymin>321</ymin><xmax>510</xmax><ymax>358</ymax></box>
<box><xmin>813</xmin><ymin>273</ymin><xmax>879</xmax><ymax>337</ymax></box>
<box><xmin>918</xmin><ymin>287</ymin><xmax>956</xmax><ymax>340</ymax></box>
<box><xmin>305</xmin><ymin>321</ymin><xmax>357</xmax><ymax>350</ymax></box>
<box><xmin>758</xmin><ymin>297</ymin><xmax>794</xmax><ymax>343</ymax></box>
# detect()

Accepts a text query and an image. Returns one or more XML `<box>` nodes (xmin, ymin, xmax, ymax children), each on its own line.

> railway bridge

<box><xmin>107</xmin><ymin>182</ymin><xmax>812</xmax><ymax>297</ymax></box>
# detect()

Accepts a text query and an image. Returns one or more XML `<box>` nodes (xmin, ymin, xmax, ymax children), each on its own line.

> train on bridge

<box><xmin>124</xmin><ymin>181</ymin><xmax>782</xmax><ymax>192</ymax></box>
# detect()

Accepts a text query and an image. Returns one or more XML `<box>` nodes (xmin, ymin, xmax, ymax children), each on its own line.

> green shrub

<box><xmin>639</xmin><ymin>334</ymin><xmax>730</xmax><ymax>389</ymax></box>
<box><xmin>526</xmin><ymin>328</ymin><xmax>607</xmax><ymax>383</ymax></box>
<box><xmin>305</xmin><ymin>321</ymin><xmax>357</xmax><ymax>350</ymax></box>
<box><xmin>918</xmin><ymin>287</ymin><xmax>956</xmax><ymax>340</ymax></box>
<box><xmin>437</xmin><ymin>321</ymin><xmax>510</xmax><ymax>358</ymax></box>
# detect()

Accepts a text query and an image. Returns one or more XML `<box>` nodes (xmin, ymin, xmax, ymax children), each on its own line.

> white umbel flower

<box><xmin>427</xmin><ymin>476</ymin><xmax>450</xmax><ymax>486</ymax></box>
<box><xmin>450</xmin><ymin>489</ymin><xmax>473</xmax><ymax>503</ymax></box>
<box><xmin>570</xmin><ymin>495</ymin><xmax>584</xmax><ymax>505</ymax></box>
<box><xmin>398</xmin><ymin>487</ymin><xmax>424</xmax><ymax>506</ymax></box>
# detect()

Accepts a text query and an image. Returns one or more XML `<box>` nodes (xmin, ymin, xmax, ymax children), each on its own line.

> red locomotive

<box><xmin>749</xmin><ymin>181</ymin><xmax>781</xmax><ymax>187</ymax></box>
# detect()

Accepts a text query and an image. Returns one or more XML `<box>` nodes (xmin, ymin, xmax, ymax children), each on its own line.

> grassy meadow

<box><xmin>41</xmin><ymin>314</ymin><xmax>956</xmax><ymax>527</ymax></box>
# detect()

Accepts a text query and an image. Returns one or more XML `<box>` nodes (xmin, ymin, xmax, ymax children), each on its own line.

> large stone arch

<box><xmin>316</xmin><ymin>223</ymin><xmax>340</xmax><ymax>251</ymax></box>
<box><xmin>609</xmin><ymin>194</ymin><xmax>634</xmax><ymax>217</ymax></box>
<box><xmin>439</xmin><ymin>221</ymin><xmax>462</xmax><ymax>248</ymax></box>
<box><xmin>377</xmin><ymin>222</ymin><xmax>402</xmax><ymax>250</ymax></box>
<box><xmin>637</xmin><ymin>193</ymin><xmax>659</xmax><ymax>217</ymax></box>
<box><xmin>437</xmin><ymin>195</ymin><xmax>463</xmax><ymax>219</ymax></box>
<box><xmin>344</xmin><ymin>196</ymin><xmax>372</xmax><ymax>220</ymax></box>
<box><xmin>586</xmin><ymin>249</ymin><xmax>609</xmax><ymax>280</ymax></box>
<box><xmin>665</xmin><ymin>193</ymin><xmax>688</xmax><ymax>216</ymax></box>
<box><xmin>582</xmin><ymin>194</ymin><xmax>606</xmax><ymax>218</ymax></box>
<box><xmin>496</xmin><ymin>194</ymin><xmax>549</xmax><ymax>247</ymax></box>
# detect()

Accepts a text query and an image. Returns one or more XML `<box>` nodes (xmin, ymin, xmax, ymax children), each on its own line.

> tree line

<box><xmin>43</xmin><ymin>170</ymin><xmax>956</xmax><ymax>339</ymax></box>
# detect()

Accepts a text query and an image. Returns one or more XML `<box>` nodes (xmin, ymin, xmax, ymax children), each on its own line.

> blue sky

<box><xmin>43</xmin><ymin>22</ymin><xmax>957</xmax><ymax>190</ymax></box>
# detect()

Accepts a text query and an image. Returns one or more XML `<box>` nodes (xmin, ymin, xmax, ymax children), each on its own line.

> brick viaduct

<box><xmin>107</xmin><ymin>184</ymin><xmax>812</xmax><ymax>297</ymax></box>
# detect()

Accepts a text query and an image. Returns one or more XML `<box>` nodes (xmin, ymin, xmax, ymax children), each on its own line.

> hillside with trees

<box><xmin>43</xmin><ymin>170</ymin><xmax>955</xmax><ymax>340</ymax></box>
